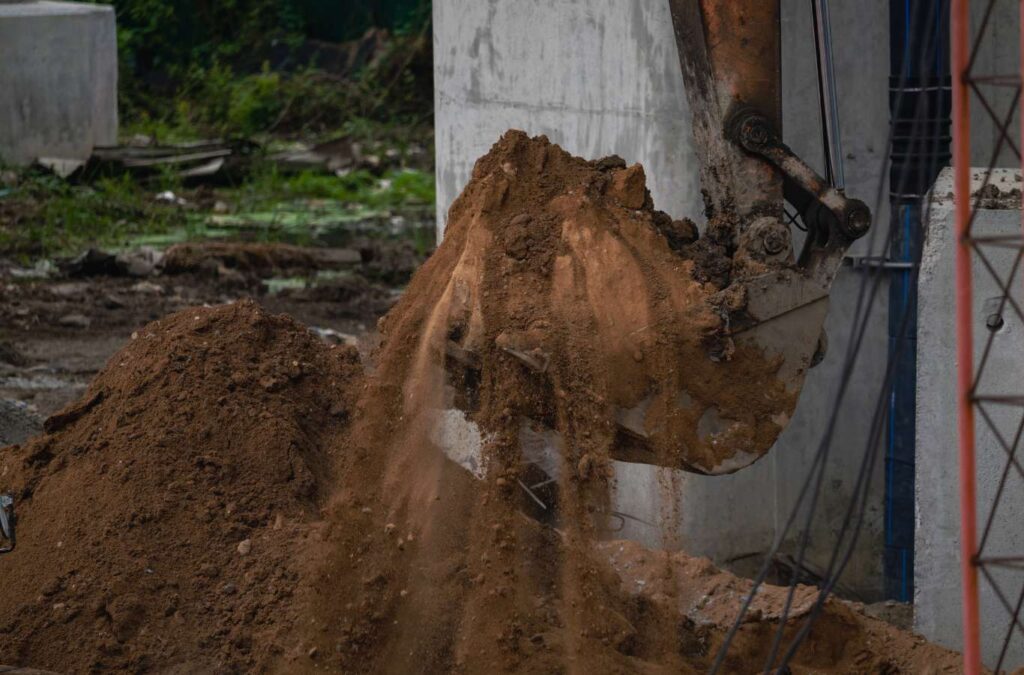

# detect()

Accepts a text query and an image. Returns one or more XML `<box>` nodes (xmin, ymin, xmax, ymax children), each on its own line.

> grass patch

<box><xmin>0</xmin><ymin>165</ymin><xmax>435</xmax><ymax>261</ymax></box>
<box><xmin>207</xmin><ymin>166</ymin><xmax>435</xmax><ymax>250</ymax></box>
<box><xmin>232</xmin><ymin>166</ymin><xmax>434</xmax><ymax>209</ymax></box>
<box><xmin>0</xmin><ymin>172</ymin><xmax>190</xmax><ymax>260</ymax></box>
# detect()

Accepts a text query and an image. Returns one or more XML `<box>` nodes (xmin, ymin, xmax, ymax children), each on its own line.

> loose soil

<box><xmin>0</xmin><ymin>132</ymin><xmax>965</xmax><ymax>673</ymax></box>
<box><xmin>296</xmin><ymin>131</ymin><xmax>962</xmax><ymax>672</ymax></box>
<box><xmin>0</xmin><ymin>300</ymin><xmax>363</xmax><ymax>672</ymax></box>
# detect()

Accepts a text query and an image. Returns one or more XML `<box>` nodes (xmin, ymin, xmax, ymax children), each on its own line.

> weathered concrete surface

<box><xmin>433</xmin><ymin>0</ymin><xmax>699</xmax><ymax>238</ymax></box>
<box><xmin>434</xmin><ymin>0</ymin><xmax>892</xmax><ymax>597</ymax></box>
<box><xmin>968</xmin><ymin>9</ymin><xmax>1021</xmax><ymax>168</ymax></box>
<box><xmin>0</xmin><ymin>1</ymin><xmax>118</xmax><ymax>165</ymax></box>
<box><xmin>916</xmin><ymin>168</ymin><xmax>1024</xmax><ymax>670</ymax></box>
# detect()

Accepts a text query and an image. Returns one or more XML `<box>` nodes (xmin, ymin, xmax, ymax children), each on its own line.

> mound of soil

<box><xmin>0</xmin><ymin>299</ymin><xmax>362</xmax><ymax>672</ymax></box>
<box><xmin>0</xmin><ymin>133</ymin><xmax>963</xmax><ymax>673</ymax></box>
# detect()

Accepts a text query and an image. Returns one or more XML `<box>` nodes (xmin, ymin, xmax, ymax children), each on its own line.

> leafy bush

<box><xmin>95</xmin><ymin>0</ymin><xmax>432</xmax><ymax>139</ymax></box>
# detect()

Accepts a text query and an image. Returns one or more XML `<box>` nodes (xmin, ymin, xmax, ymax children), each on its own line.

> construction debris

<box><xmin>82</xmin><ymin>140</ymin><xmax>256</xmax><ymax>184</ymax></box>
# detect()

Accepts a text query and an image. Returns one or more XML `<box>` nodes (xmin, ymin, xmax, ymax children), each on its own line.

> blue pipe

<box><xmin>884</xmin><ymin>0</ymin><xmax>950</xmax><ymax>602</ymax></box>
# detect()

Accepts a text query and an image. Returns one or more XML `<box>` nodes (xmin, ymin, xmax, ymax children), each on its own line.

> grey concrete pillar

<box><xmin>916</xmin><ymin>167</ymin><xmax>1024</xmax><ymax>670</ymax></box>
<box><xmin>0</xmin><ymin>1</ymin><xmax>118</xmax><ymax>165</ymax></box>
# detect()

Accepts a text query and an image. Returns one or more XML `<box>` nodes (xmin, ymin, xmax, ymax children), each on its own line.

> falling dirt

<box><xmin>294</xmin><ymin>131</ymin><xmax>963</xmax><ymax>673</ymax></box>
<box><xmin>0</xmin><ymin>132</ymin><xmax>965</xmax><ymax>673</ymax></box>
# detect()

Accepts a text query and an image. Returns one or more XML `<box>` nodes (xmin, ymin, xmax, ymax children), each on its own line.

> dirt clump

<box><xmin>0</xmin><ymin>299</ymin><xmax>362</xmax><ymax>672</ymax></box>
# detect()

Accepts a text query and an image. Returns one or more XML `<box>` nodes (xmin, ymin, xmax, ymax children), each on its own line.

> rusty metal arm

<box><xmin>667</xmin><ymin>0</ymin><xmax>783</xmax><ymax>222</ymax></box>
<box><xmin>669</xmin><ymin>1</ymin><xmax>871</xmax><ymax>288</ymax></box>
<box><xmin>726</xmin><ymin>105</ymin><xmax>871</xmax><ymax>284</ymax></box>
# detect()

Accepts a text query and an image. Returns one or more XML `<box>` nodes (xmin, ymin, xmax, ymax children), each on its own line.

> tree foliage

<box><xmin>94</xmin><ymin>0</ymin><xmax>433</xmax><ymax>138</ymax></box>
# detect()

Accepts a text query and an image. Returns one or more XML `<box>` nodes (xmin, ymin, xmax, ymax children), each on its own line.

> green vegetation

<box><xmin>239</xmin><ymin>167</ymin><xmax>434</xmax><ymax>209</ymax></box>
<box><xmin>0</xmin><ymin>166</ymin><xmax>435</xmax><ymax>261</ymax></box>
<box><xmin>0</xmin><ymin>171</ymin><xmax>187</xmax><ymax>259</ymax></box>
<box><xmin>0</xmin><ymin>2</ymin><xmax>437</xmax><ymax>263</ymax></box>
<box><xmin>103</xmin><ymin>0</ymin><xmax>432</xmax><ymax>140</ymax></box>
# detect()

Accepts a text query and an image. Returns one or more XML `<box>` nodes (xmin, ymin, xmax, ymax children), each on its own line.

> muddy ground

<box><xmin>0</xmin><ymin>240</ymin><xmax>414</xmax><ymax>435</ymax></box>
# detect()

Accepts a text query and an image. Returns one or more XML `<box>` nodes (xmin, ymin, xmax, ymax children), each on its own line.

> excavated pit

<box><xmin>0</xmin><ymin>132</ymin><xmax>963</xmax><ymax>673</ymax></box>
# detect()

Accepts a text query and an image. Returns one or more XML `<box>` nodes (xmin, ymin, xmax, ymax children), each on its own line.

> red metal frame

<box><xmin>952</xmin><ymin>0</ymin><xmax>981</xmax><ymax>673</ymax></box>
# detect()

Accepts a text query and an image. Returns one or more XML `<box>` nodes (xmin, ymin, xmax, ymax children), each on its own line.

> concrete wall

<box><xmin>433</xmin><ymin>0</ymin><xmax>700</xmax><ymax>237</ymax></box>
<box><xmin>434</xmin><ymin>0</ymin><xmax>892</xmax><ymax>597</ymax></box>
<box><xmin>0</xmin><ymin>1</ymin><xmax>118</xmax><ymax>165</ymax></box>
<box><xmin>916</xmin><ymin>168</ymin><xmax>1024</xmax><ymax>670</ymax></box>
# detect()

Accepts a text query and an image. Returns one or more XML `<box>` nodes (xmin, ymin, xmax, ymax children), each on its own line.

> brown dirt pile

<box><xmin>600</xmin><ymin>540</ymin><xmax>961</xmax><ymax>673</ymax></box>
<box><xmin>0</xmin><ymin>299</ymin><xmax>362</xmax><ymax>672</ymax></box>
<box><xmin>0</xmin><ymin>132</ymin><xmax>963</xmax><ymax>673</ymax></box>
<box><xmin>294</xmin><ymin>130</ymin><xmax>962</xmax><ymax>673</ymax></box>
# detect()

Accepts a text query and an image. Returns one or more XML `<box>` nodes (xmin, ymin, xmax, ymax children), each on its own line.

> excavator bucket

<box><xmin>433</xmin><ymin>0</ymin><xmax>870</xmax><ymax>477</ymax></box>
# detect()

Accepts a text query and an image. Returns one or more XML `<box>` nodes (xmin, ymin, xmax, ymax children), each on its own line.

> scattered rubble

<box><xmin>0</xmin><ymin>399</ymin><xmax>41</xmax><ymax>446</ymax></box>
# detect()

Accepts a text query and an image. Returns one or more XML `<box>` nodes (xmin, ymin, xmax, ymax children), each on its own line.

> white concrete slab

<box><xmin>0</xmin><ymin>1</ymin><xmax>118</xmax><ymax>165</ymax></box>
<box><xmin>916</xmin><ymin>167</ymin><xmax>1024</xmax><ymax>670</ymax></box>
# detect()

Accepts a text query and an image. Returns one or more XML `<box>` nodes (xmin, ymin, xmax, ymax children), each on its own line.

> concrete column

<box><xmin>916</xmin><ymin>168</ymin><xmax>1024</xmax><ymax>670</ymax></box>
<box><xmin>433</xmin><ymin>0</ymin><xmax>701</xmax><ymax>238</ymax></box>
<box><xmin>0</xmin><ymin>1</ymin><xmax>118</xmax><ymax>165</ymax></box>
<box><xmin>433</xmin><ymin>0</ymin><xmax>891</xmax><ymax>597</ymax></box>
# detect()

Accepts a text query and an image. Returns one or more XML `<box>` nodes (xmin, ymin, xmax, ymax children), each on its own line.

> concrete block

<box><xmin>0</xmin><ymin>1</ymin><xmax>118</xmax><ymax>165</ymax></box>
<box><xmin>916</xmin><ymin>167</ymin><xmax>1024</xmax><ymax>669</ymax></box>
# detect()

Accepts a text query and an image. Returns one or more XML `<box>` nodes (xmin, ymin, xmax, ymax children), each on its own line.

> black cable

<box><xmin>775</xmin><ymin>2</ymin><xmax>954</xmax><ymax>667</ymax></box>
<box><xmin>761</xmin><ymin>1</ymin><xmax>944</xmax><ymax>667</ymax></box>
<box><xmin>763</xmin><ymin>47</ymin><xmax>941</xmax><ymax>666</ymax></box>
<box><xmin>709</xmin><ymin>0</ymin><xmax>941</xmax><ymax>670</ymax></box>
<box><xmin>777</xmin><ymin>107</ymin><xmax>941</xmax><ymax>668</ymax></box>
